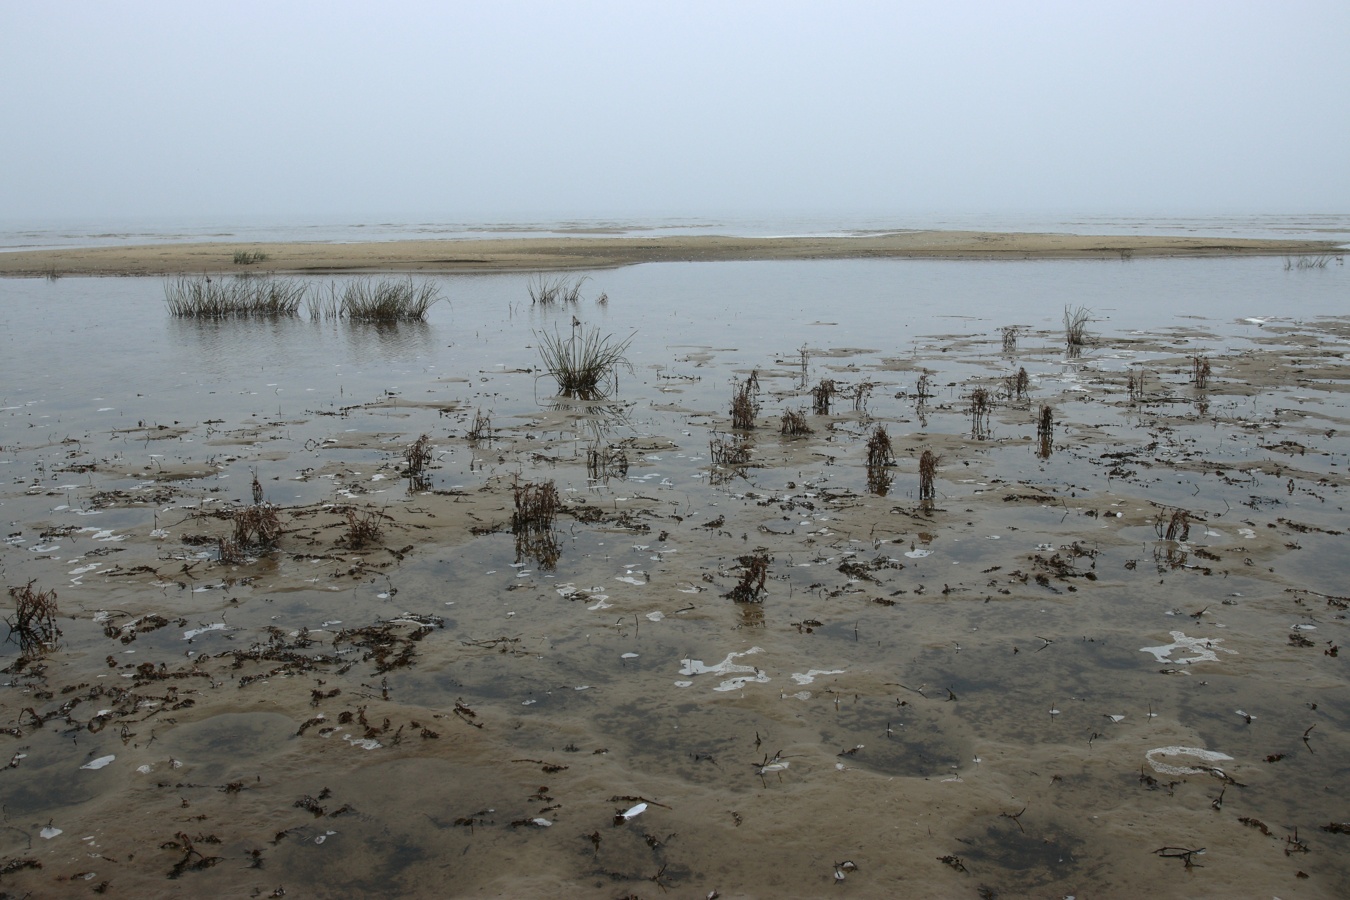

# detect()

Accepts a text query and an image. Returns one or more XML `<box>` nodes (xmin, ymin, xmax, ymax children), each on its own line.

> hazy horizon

<box><xmin>3</xmin><ymin>1</ymin><xmax>1347</xmax><ymax>224</ymax></box>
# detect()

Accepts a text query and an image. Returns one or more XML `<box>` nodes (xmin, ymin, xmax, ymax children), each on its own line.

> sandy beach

<box><xmin>0</xmin><ymin>230</ymin><xmax>1343</xmax><ymax>276</ymax></box>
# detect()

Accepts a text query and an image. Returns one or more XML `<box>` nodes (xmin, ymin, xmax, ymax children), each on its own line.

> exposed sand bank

<box><xmin>0</xmin><ymin>230</ymin><xmax>1342</xmax><ymax>276</ymax></box>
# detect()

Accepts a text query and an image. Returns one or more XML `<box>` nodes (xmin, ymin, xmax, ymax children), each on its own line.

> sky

<box><xmin>2</xmin><ymin>0</ymin><xmax>1348</xmax><ymax>223</ymax></box>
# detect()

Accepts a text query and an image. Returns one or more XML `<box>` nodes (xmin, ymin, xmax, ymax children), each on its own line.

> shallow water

<box><xmin>1</xmin><ymin>258</ymin><xmax>1348</xmax><ymax>897</ymax></box>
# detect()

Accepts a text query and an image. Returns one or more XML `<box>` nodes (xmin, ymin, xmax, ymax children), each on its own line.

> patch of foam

<box><xmin>183</xmin><ymin>623</ymin><xmax>228</xmax><ymax>640</ymax></box>
<box><xmin>790</xmin><ymin>669</ymin><xmax>845</xmax><ymax>685</ymax></box>
<box><xmin>1140</xmin><ymin>631</ymin><xmax>1234</xmax><ymax>665</ymax></box>
<box><xmin>81</xmin><ymin>755</ymin><xmax>115</xmax><ymax>770</ymax></box>
<box><xmin>1145</xmin><ymin>746</ymin><xmax>1234</xmax><ymax>777</ymax></box>
<box><xmin>679</xmin><ymin>647</ymin><xmax>769</xmax><ymax>692</ymax></box>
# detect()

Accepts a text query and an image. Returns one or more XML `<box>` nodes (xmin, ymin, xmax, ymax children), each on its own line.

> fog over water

<box><xmin>2</xmin><ymin>1</ymin><xmax>1348</xmax><ymax>226</ymax></box>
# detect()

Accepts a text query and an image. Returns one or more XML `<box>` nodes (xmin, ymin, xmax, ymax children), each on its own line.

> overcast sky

<box><xmin>2</xmin><ymin>1</ymin><xmax>1347</xmax><ymax>223</ymax></box>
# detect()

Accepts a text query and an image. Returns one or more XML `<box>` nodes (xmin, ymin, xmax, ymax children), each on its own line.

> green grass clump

<box><xmin>164</xmin><ymin>276</ymin><xmax>306</xmax><ymax>318</ymax></box>
<box><xmin>232</xmin><ymin>250</ymin><xmax>269</xmax><ymax>265</ymax></box>
<box><xmin>310</xmin><ymin>278</ymin><xmax>442</xmax><ymax>322</ymax></box>
<box><xmin>535</xmin><ymin>326</ymin><xmax>635</xmax><ymax>399</ymax></box>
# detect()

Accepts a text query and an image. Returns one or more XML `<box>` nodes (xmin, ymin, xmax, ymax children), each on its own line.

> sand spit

<box><xmin>0</xmin><ymin>230</ymin><xmax>1342</xmax><ymax>276</ymax></box>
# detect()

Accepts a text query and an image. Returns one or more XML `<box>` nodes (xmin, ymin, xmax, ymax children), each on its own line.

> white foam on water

<box><xmin>81</xmin><ymin>755</ymin><xmax>115</xmax><ymax>770</ymax></box>
<box><xmin>1146</xmin><ymin>746</ymin><xmax>1234</xmax><ymax>776</ymax></box>
<box><xmin>790</xmin><ymin>668</ymin><xmax>845</xmax><ymax>685</ymax></box>
<box><xmin>1140</xmin><ymin>631</ymin><xmax>1234</xmax><ymax>665</ymax></box>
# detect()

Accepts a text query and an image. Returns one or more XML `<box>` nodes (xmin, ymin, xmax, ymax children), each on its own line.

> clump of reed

<box><xmin>164</xmin><ymin>275</ymin><xmax>307</xmax><ymax>318</ymax></box>
<box><xmin>1191</xmin><ymin>355</ymin><xmax>1212</xmax><ymax>389</ymax></box>
<box><xmin>1284</xmin><ymin>255</ymin><xmax>1334</xmax><ymax>270</ymax></box>
<box><xmin>915</xmin><ymin>372</ymin><xmax>934</xmax><ymax>400</ymax></box>
<box><xmin>512</xmin><ymin>478</ymin><xmax>560</xmax><ymax>570</ymax></box>
<box><xmin>535</xmin><ymin>326</ymin><xmax>635</xmax><ymax>399</ymax></box>
<box><xmin>466</xmin><ymin>408</ymin><xmax>491</xmax><ymax>443</ymax></box>
<box><xmin>1128</xmin><ymin>368</ymin><xmax>1147</xmax><ymax>403</ymax></box>
<box><xmin>1001</xmin><ymin>325</ymin><xmax>1019</xmax><ymax>353</ymax></box>
<box><xmin>730</xmin><ymin>372</ymin><xmax>761</xmax><ymax>430</ymax></box>
<box><xmin>232</xmin><ymin>503</ymin><xmax>282</xmax><ymax>550</ymax></box>
<box><xmin>709</xmin><ymin>432</ymin><xmax>753</xmax><ymax>484</ymax></box>
<box><xmin>1004</xmin><ymin>366</ymin><xmax>1030</xmax><ymax>403</ymax></box>
<box><xmin>797</xmin><ymin>346</ymin><xmax>810</xmax><ymax>389</ymax></box>
<box><xmin>1036</xmin><ymin>404</ymin><xmax>1054</xmax><ymax>459</ymax></box>
<box><xmin>232</xmin><ymin>250</ymin><xmax>269</xmax><ymax>265</ymax></box>
<box><xmin>5</xmin><ymin>580</ymin><xmax>61</xmax><ymax>659</ymax></box>
<box><xmin>1156</xmin><ymin>507</ymin><xmax>1191</xmax><ymax>542</ymax></box>
<box><xmin>725</xmin><ymin>553</ymin><xmax>769</xmax><ymax>603</ymax></box>
<box><xmin>853</xmin><ymin>380</ymin><xmax>875</xmax><ymax>413</ymax></box>
<box><xmin>780</xmin><ymin>408</ymin><xmax>813</xmax><ymax>437</ymax></box>
<box><xmin>866</xmin><ymin>424</ymin><xmax>896</xmax><ymax>496</ymax></box>
<box><xmin>528</xmin><ymin>274</ymin><xmax>589</xmax><ymax>305</ymax></box>
<box><xmin>309</xmin><ymin>277</ymin><xmax>441</xmax><ymax>322</ymax></box>
<box><xmin>1064</xmin><ymin>305</ymin><xmax>1092</xmax><ymax>357</ymax></box>
<box><xmin>586</xmin><ymin>444</ymin><xmax>629</xmax><ymax>482</ymax></box>
<box><xmin>403</xmin><ymin>434</ymin><xmax>433</xmax><ymax>479</ymax></box>
<box><xmin>969</xmin><ymin>387</ymin><xmax>992</xmax><ymax>440</ymax></box>
<box><xmin>919</xmin><ymin>450</ymin><xmax>940</xmax><ymax>513</ymax></box>
<box><xmin>343</xmin><ymin>507</ymin><xmax>384</xmax><ymax>549</ymax></box>
<box><xmin>812</xmin><ymin>379</ymin><xmax>837</xmax><ymax>415</ymax></box>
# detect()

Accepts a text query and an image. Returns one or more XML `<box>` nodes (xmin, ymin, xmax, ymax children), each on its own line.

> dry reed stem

<box><xmin>969</xmin><ymin>387</ymin><xmax>992</xmax><ymax>440</ymax></box>
<box><xmin>866</xmin><ymin>424</ymin><xmax>896</xmax><ymax>495</ymax></box>
<box><xmin>232</xmin><ymin>504</ymin><xmax>282</xmax><ymax>550</ymax></box>
<box><xmin>1036</xmin><ymin>405</ymin><xmax>1054</xmax><ymax>459</ymax></box>
<box><xmin>404</xmin><ymin>434</ymin><xmax>432</xmax><ymax>478</ymax></box>
<box><xmin>811</xmin><ymin>379</ymin><xmax>837</xmax><ymax>415</ymax></box>
<box><xmin>730</xmin><ymin>373</ymin><xmax>760</xmax><ymax>430</ymax></box>
<box><xmin>343</xmin><ymin>508</ymin><xmax>384</xmax><ymax>548</ymax></box>
<box><xmin>853</xmin><ymin>380</ymin><xmax>875</xmax><ymax>413</ymax></box>
<box><xmin>780</xmin><ymin>408</ymin><xmax>813</xmax><ymax>437</ymax></box>
<box><xmin>1191</xmin><ymin>356</ymin><xmax>1212</xmax><ymax>389</ymax></box>
<box><xmin>1001</xmin><ymin>326</ymin><xmax>1019</xmax><ymax>353</ymax></box>
<box><xmin>512</xmin><ymin>479</ymin><xmax>560</xmax><ymax>534</ymax></box>
<box><xmin>1157</xmin><ymin>508</ymin><xmax>1191</xmax><ymax>542</ymax></box>
<box><xmin>725</xmin><ymin>554</ymin><xmax>769</xmax><ymax>603</ymax></box>
<box><xmin>919</xmin><ymin>450</ymin><xmax>940</xmax><ymax>512</ymax></box>
<box><xmin>466</xmin><ymin>408</ymin><xmax>491</xmax><ymax>443</ymax></box>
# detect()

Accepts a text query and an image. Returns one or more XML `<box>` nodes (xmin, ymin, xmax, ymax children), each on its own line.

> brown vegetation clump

<box><xmin>1157</xmin><ymin>508</ymin><xmax>1191</xmax><ymax>542</ymax></box>
<box><xmin>780</xmin><ymin>408</ymin><xmax>813</xmax><ymax>437</ymax></box>
<box><xmin>1036</xmin><ymin>404</ymin><xmax>1055</xmax><ymax>459</ymax></box>
<box><xmin>1191</xmin><ymin>355</ymin><xmax>1212</xmax><ymax>389</ymax></box>
<box><xmin>512</xmin><ymin>479</ymin><xmax>560</xmax><ymax>534</ymax></box>
<box><xmin>919</xmin><ymin>450</ymin><xmax>941</xmax><ymax>513</ymax></box>
<box><xmin>5</xmin><ymin>580</ymin><xmax>61</xmax><ymax>659</ymax></box>
<box><xmin>1128</xmin><ymin>369</ymin><xmax>1147</xmax><ymax>403</ymax></box>
<box><xmin>725</xmin><ymin>554</ymin><xmax>769</xmax><ymax>603</ymax></box>
<box><xmin>811</xmin><ymin>379</ymin><xmax>836</xmax><ymax>415</ymax></box>
<box><xmin>404</xmin><ymin>434</ymin><xmax>432</xmax><ymax>479</ymax></box>
<box><xmin>1001</xmin><ymin>325</ymin><xmax>1019</xmax><ymax>353</ymax></box>
<box><xmin>343</xmin><ymin>507</ymin><xmax>385</xmax><ymax>548</ymax></box>
<box><xmin>1005</xmin><ymin>366</ymin><xmax>1030</xmax><ymax>403</ymax></box>
<box><xmin>730</xmin><ymin>372</ymin><xmax>760</xmax><ymax>430</ymax></box>
<box><xmin>232</xmin><ymin>503</ymin><xmax>282</xmax><ymax>550</ymax></box>
<box><xmin>866</xmin><ymin>424</ymin><xmax>896</xmax><ymax>495</ymax></box>
<box><xmin>466</xmin><ymin>408</ymin><xmax>491</xmax><ymax>443</ymax></box>
<box><xmin>969</xmin><ymin>387</ymin><xmax>992</xmax><ymax>440</ymax></box>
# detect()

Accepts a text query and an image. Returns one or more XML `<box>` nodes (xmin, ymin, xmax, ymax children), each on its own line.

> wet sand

<box><xmin>1</xmin><ymin>264</ymin><xmax>1348</xmax><ymax>898</ymax></box>
<box><xmin>0</xmin><ymin>230</ymin><xmax>1343</xmax><ymax>276</ymax></box>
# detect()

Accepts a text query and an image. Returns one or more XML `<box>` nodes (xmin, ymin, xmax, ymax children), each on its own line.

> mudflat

<box><xmin>0</xmin><ymin>230</ymin><xmax>1342</xmax><ymax>276</ymax></box>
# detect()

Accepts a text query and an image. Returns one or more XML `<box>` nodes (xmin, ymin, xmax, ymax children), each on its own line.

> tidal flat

<box><xmin>1</xmin><ymin>256</ymin><xmax>1348</xmax><ymax>897</ymax></box>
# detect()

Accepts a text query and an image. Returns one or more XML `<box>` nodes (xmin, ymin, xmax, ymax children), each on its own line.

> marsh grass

<box><xmin>232</xmin><ymin>250</ymin><xmax>269</xmax><ymax>265</ymax></box>
<box><xmin>165</xmin><ymin>275</ymin><xmax>306</xmax><ymax>318</ymax></box>
<box><xmin>466</xmin><ymin>408</ymin><xmax>492</xmax><ymax>443</ymax></box>
<box><xmin>1191</xmin><ymin>356</ymin><xmax>1212</xmax><ymax>389</ymax></box>
<box><xmin>1004</xmin><ymin>367</ymin><xmax>1031</xmax><ymax>403</ymax></box>
<box><xmin>853</xmin><ymin>380</ymin><xmax>875</xmax><ymax>414</ymax></box>
<box><xmin>403</xmin><ymin>434</ymin><xmax>432</xmax><ymax>479</ymax></box>
<box><xmin>512</xmin><ymin>479</ymin><xmax>559</xmax><ymax>534</ymax></box>
<box><xmin>811</xmin><ymin>379</ymin><xmax>837</xmax><ymax>415</ymax></box>
<box><xmin>528</xmin><ymin>274</ymin><xmax>588</xmax><ymax>305</ymax></box>
<box><xmin>1284</xmin><ymin>255</ymin><xmax>1334</xmax><ymax>270</ymax></box>
<box><xmin>586</xmin><ymin>444</ymin><xmax>629</xmax><ymax>482</ymax></box>
<box><xmin>866</xmin><ymin>424</ymin><xmax>896</xmax><ymax>495</ymax></box>
<box><xmin>725</xmin><ymin>553</ymin><xmax>769</xmax><ymax>603</ymax></box>
<box><xmin>730</xmin><ymin>372</ymin><xmax>760</xmax><ymax>430</ymax></box>
<box><xmin>919</xmin><ymin>450</ymin><xmax>940</xmax><ymax>513</ymax></box>
<box><xmin>969</xmin><ymin>387</ymin><xmax>992</xmax><ymax>440</ymax></box>
<box><xmin>535</xmin><ymin>326</ymin><xmax>635</xmax><ymax>399</ymax></box>
<box><xmin>310</xmin><ymin>278</ymin><xmax>441</xmax><ymax>322</ymax></box>
<box><xmin>1036</xmin><ymin>405</ymin><xmax>1054</xmax><ymax>459</ymax></box>
<box><xmin>780</xmin><ymin>408</ymin><xmax>813</xmax><ymax>437</ymax></box>
<box><xmin>1064</xmin><ymin>305</ymin><xmax>1093</xmax><ymax>357</ymax></box>
<box><xmin>5</xmin><ymin>580</ymin><xmax>61</xmax><ymax>659</ymax></box>
<box><xmin>232</xmin><ymin>503</ymin><xmax>282</xmax><ymax>550</ymax></box>
<box><xmin>343</xmin><ymin>507</ymin><xmax>384</xmax><ymax>549</ymax></box>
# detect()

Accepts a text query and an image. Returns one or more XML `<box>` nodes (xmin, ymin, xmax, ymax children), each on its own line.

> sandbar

<box><xmin>0</xmin><ymin>230</ymin><xmax>1342</xmax><ymax>276</ymax></box>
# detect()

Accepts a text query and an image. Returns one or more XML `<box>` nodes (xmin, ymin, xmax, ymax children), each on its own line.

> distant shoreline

<box><xmin>0</xmin><ymin>231</ymin><xmax>1342</xmax><ymax>277</ymax></box>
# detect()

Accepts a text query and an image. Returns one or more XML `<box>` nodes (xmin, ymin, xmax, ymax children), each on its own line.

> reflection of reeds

<box><xmin>535</xmin><ymin>326</ymin><xmax>635</xmax><ymax>399</ymax></box>
<box><xmin>725</xmin><ymin>553</ymin><xmax>769</xmax><ymax>603</ymax></box>
<box><xmin>586</xmin><ymin>444</ymin><xmax>628</xmax><ymax>482</ymax></box>
<box><xmin>919</xmin><ymin>450</ymin><xmax>940</xmax><ymax>512</ymax></box>
<box><xmin>5</xmin><ymin>580</ymin><xmax>61</xmax><ymax>659</ymax></box>
<box><xmin>730</xmin><ymin>372</ymin><xmax>760</xmax><ymax>430</ymax></box>
<box><xmin>403</xmin><ymin>434</ymin><xmax>432</xmax><ymax>479</ymax></box>
<box><xmin>969</xmin><ymin>387</ymin><xmax>992</xmax><ymax>440</ymax></box>
<box><xmin>780</xmin><ymin>408</ymin><xmax>813</xmax><ymax>436</ymax></box>
<box><xmin>1064</xmin><ymin>305</ymin><xmax>1092</xmax><ymax>357</ymax></box>
<box><xmin>811</xmin><ymin>379</ymin><xmax>836</xmax><ymax>415</ymax></box>
<box><xmin>1036</xmin><ymin>405</ymin><xmax>1054</xmax><ymax>459</ymax></box>
<box><xmin>165</xmin><ymin>275</ymin><xmax>306</xmax><ymax>318</ymax></box>
<box><xmin>1191</xmin><ymin>355</ymin><xmax>1212</xmax><ymax>389</ymax></box>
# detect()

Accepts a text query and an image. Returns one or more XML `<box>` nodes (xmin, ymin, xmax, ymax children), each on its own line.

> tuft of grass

<box><xmin>725</xmin><ymin>553</ymin><xmax>769</xmax><ymax>603</ymax></box>
<box><xmin>780</xmin><ymin>408</ymin><xmax>813</xmax><ymax>437</ymax></box>
<box><xmin>811</xmin><ymin>379</ymin><xmax>837</xmax><ymax>415</ymax></box>
<box><xmin>1191</xmin><ymin>356</ymin><xmax>1212</xmax><ymax>389</ymax></box>
<box><xmin>535</xmin><ymin>326</ymin><xmax>635</xmax><ymax>399</ymax></box>
<box><xmin>528</xmin><ymin>274</ymin><xmax>589</xmax><ymax>306</ymax></box>
<box><xmin>969</xmin><ymin>387</ymin><xmax>992</xmax><ymax>440</ymax></box>
<box><xmin>1036</xmin><ymin>405</ymin><xmax>1054</xmax><ymax>459</ymax></box>
<box><xmin>730</xmin><ymin>372</ymin><xmax>760</xmax><ymax>430</ymax></box>
<box><xmin>919</xmin><ymin>450</ymin><xmax>940</xmax><ymax>513</ymax></box>
<box><xmin>232</xmin><ymin>250</ymin><xmax>269</xmax><ymax>265</ymax></box>
<box><xmin>403</xmin><ymin>434</ymin><xmax>432</xmax><ymax>479</ymax></box>
<box><xmin>342</xmin><ymin>507</ymin><xmax>384</xmax><ymax>549</ymax></box>
<box><xmin>165</xmin><ymin>275</ymin><xmax>307</xmax><ymax>318</ymax></box>
<box><xmin>5</xmin><ymin>580</ymin><xmax>61</xmax><ymax>659</ymax></box>
<box><xmin>1064</xmin><ymin>305</ymin><xmax>1092</xmax><ymax>357</ymax></box>
<box><xmin>312</xmin><ymin>278</ymin><xmax>441</xmax><ymax>322</ymax></box>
